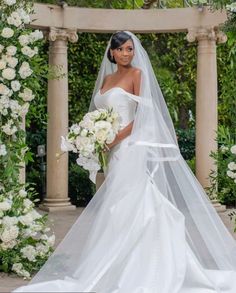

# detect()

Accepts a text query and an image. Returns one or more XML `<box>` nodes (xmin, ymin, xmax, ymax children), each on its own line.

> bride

<box><xmin>14</xmin><ymin>31</ymin><xmax>236</xmax><ymax>293</ymax></box>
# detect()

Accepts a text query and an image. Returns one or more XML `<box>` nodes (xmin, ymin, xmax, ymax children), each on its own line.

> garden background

<box><xmin>27</xmin><ymin>0</ymin><xmax>236</xmax><ymax>207</ymax></box>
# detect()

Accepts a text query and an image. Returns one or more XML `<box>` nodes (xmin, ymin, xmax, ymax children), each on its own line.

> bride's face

<box><xmin>111</xmin><ymin>39</ymin><xmax>134</xmax><ymax>66</ymax></box>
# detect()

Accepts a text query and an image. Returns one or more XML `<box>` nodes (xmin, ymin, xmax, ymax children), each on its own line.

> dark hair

<box><xmin>107</xmin><ymin>31</ymin><xmax>134</xmax><ymax>64</ymax></box>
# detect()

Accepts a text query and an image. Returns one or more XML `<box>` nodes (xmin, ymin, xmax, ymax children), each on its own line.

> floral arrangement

<box><xmin>0</xmin><ymin>0</ymin><xmax>54</xmax><ymax>279</ymax></box>
<box><xmin>226</xmin><ymin>145</ymin><xmax>236</xmax><ymax>183</ymax></box>
<box><xmin>61</xmin><ymin>108</ymin><xmax>120</xmax><ymax>182</ymax></box>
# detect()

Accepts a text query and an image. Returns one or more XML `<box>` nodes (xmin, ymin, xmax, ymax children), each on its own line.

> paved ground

<box><xmin>0</xmin><ymin>207</ymin><xmax>235</xmax><ymax>292</ymax></box>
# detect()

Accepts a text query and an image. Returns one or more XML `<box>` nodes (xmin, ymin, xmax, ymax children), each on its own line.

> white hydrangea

<box><xmin>1</xmin><ymin>27</ymin><xmax>14</xmax><ymax>38</ymax></box>
<box><xmin>231</xmin><ymin>145</ymin><xmax>236</xmax><ymax>155</ymax></box>
<box><xmin>19</xmin><ymin>87</ymin><xmax>35</xmax><ymax>101</ymax></box>
<box><xmin>21</xmin><ymin>245</ymin><xmax>37</xmax><ymax>262</ymax></box>
<box><xmin>23</xmin><ymin>198</ymin><xmax>33</xmax><ymax>209</ymax></box>
<box><xmin>36</xmin><ymin>243</ymin><xmax>49</xmax><ymax>255</ymax></box>
<box><xmin>28</xmin><ymin>209</ymin><xmax>42</xmax><ymax>220</ymax></box>
<box><xmin>11</xmin><ymin>80</ymin><xmax>21</xmax><ymax>92</ymax></box>
<box><xmin>12</xmin><ymin>263</ymin><xmax>30</xmax><ymax>279</ymax></box>
<box><xmin>2</xmin><ymin>216</ymin><xmax>18</xmax><ymax>227</ymax></box>
<box><xmin>0</xmin><ymin>225</ymin><xmax>19</xmax><ymax>242</ymax></box>
<box><xmin>1</xmin><ymin>239</ymin><xmax>17</xmax><ymax>250</ymax></box>
<box><xmin>3</xmin><ymin>0</ymin><xmax>16</xmax><ymax>6</ymax></box>
<box><xmin>6</xmin><ymin>45</ymin><xmax>17</xmax><ymax>56</ymax></box>
<box><xmin>18</xmin><ymin>61</ymin><xmax>33</xmax><ymax>79</ymax></box>
<box><xmin>0</xmin><ymin>144</ymin><xmax>7</xmax><ymax>156</ymax></box>
<box><xmin>0</xmin><ymin>200</ymin><xmax>12</xmax><ymax>211</ymax></box>
<box><xmin>2</xmin><ymin>67</ymin><xmax>16</xmax><ymax>80</ymax></box>
<box><xmin>18</xmin><ymin>213</ymin><xmax>34</xmax><ymax>225</ymax></box>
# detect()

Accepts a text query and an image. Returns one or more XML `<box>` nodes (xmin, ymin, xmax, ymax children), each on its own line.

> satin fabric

<box><xmin>13</xmin><ymin>88</ymin><xmax>236</xmax><ymax>293</ymax></box>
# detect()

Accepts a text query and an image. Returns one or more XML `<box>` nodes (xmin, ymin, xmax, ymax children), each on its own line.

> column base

<box><xmin>211</xmin><ymin>199</ymin><xmax>226</xmax><ymax>213</ymax></box>
<box><xmin>39</xmin><ymin>198</ymin><xmax>76</xmax><ymax>212</ymax></box>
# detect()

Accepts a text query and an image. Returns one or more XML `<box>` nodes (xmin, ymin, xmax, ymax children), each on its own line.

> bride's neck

<box><xmin>116</xmin><ymin>64</ymin><xmax>132</xmax><ymax>75</ymax></box>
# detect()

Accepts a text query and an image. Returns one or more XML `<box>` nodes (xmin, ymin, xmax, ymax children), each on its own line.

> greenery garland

<box><xmin>0</xmin><ymin>0</ymin><xmax>54</xmax><ymax>279</ymax></box>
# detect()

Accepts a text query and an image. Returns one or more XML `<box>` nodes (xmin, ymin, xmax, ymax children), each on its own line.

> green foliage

<box><xmin>207</xmin><ymin>126</ymin><xmax>236</xmax><ymax>206</ymax></box>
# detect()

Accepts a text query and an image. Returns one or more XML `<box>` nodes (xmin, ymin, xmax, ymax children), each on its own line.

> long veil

<box><xmin>25</xmin><ymin>31</ymin><xmax>236</xmax><ymax>288</ymax></box>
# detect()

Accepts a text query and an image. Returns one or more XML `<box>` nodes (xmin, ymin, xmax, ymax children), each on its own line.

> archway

<box><xmin>29</xmin><ymin>2</ymin><xmax>227</xmax><ymax>211</ymax></box>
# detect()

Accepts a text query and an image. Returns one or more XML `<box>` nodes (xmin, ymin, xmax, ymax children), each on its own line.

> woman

<box><xmin>14</xmin><ymin>31</ymin><xmax>236</xmax><ymax>293</ymax></box>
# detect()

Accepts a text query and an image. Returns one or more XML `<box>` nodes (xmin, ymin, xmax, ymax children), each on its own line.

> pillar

<box><xmin>187</xmin><ymin>27</ymin><xmax>227</xmax><ymax>189</ymax></box>
<box><xmin>40</xmin><ymin>27</ymin><xmax>78</xmax><ymax>212</ymax></box>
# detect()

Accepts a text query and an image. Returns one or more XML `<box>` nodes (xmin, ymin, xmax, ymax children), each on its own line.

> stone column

<box><xmin>187</xmin><ymin>27</ymin><xmax>227</xmax><ymax>190</ymax></box>
<box><xmin>40</xmin><ymin>27</ymin><xmax>78</xmax><ymax>212</ymax></box>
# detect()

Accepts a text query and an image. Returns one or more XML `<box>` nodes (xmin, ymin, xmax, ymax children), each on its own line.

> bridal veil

<box><xmin>25</xmin><ymin>31</ymin><xmax>236</xmax><ymax>286</ymax></box>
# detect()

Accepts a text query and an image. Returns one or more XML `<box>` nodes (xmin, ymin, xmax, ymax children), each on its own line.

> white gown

<box><xmin>14</xmin><ymin>87</ymin><xmax>236</xmax><ymax>293</ymax></box>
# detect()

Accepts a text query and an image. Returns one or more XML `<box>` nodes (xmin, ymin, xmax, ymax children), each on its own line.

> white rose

<box><xmin>3</xmin><ymin>0</ymin><xmax>16</xmax><ymax>6</ymax></box>
<box><xmin>1</xmin><ymin>28</ymin><xmax>14</xmax><ymax>38</ymax></box>
<box><xmin>0</xmin><ymin>144</ymin><xmax>7</xmax><ymax>156</ymax></box>
<box><xmin>19</xmin><ymin>88</ymin><xmax>35</xmax><ymax>101</ymax></box>
<box><xmin>18</xmin><ymin>61</ymin><xmax>33</xmax><ymax>79</ymax></box>
<box><xmin>231</xmin><ymin>145</ymin><xmax>236</xmax><ymax>155</ymax></box>
<box><xmin>6</xmin><ymin>45</ymin><xmax>17</xmax><ymax>56</ymax></box>
<box><xmin>227</xmin><ymin>170</ymin><xmax>235</xmax><ymax>179</ymax></box>
<box><xmin>80</xmin><ymin>129</ymin><xmax>88</xmax><ymax>137</ymax></box>
<box><xmin>0</xmin><ymin>59</ymin><xmax>7</xmax><ymax>70</ymax></box>
<box><xmin>29</xmin><ymin>30</ymin><xmax>43</xmax><ymax>43</ymax></box>
<box><xmin>7</xmin><ymin>12</ymin><xmax>22</xmax><ymax>27</ymax></box>
<box><xmin>21</xmin><ymin>46</ymin><xmax>34</xmax><ymax>58</ymax></box>
<box><xmin>18</xmin><ymin>34</ymin><xmax>30</xmax><ymax>46</ymax></box>
<box><xmin>16</xmin><ymin>8</ymin><xmax>31</xmax><ymax>24</ymax></box>
<box><xmin>11</xmin><ymin>80</ymin><xmax>21</xmax><ymax>92</ymax></box>
<box><xmin>0</xmin><ymin>45</ymin><xmax>4</xmax><ymax>53</ymax></box>
<box><xmin>2</xmin><ymin>67</ymin><xmax>16</xmax><ymax>80</ymax></box>
<box><xmin>70</xmin><ymin>124</ymin><xmax>80</xmax><ymax>135</ymax></box>
<box><xmin>0</xmin><ymin>84</ymin><xmax>10</xmax><ymax>95</ymax></box>
<box><xmin>228</xmin><ymin>162</ymin><xmax>236</xmax><ymax>171</ymax></box>
<box><xmin>6</xmin><ymin>56</ymin><xmax>18</xmax><ymax>68</ymax></box>
<box><xmin>2</xmin><ymin>120</ymin><xmax>17</xmax><ymax>135</ymax></box>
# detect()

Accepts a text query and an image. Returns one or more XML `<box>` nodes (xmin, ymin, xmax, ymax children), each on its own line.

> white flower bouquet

<box><xmin>61</xmin><ymin>108</ymin><xmax>120</xmax><ymax>183</ymax></box>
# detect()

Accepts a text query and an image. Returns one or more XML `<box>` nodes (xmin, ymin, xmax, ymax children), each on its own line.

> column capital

<box><xmin>47</xmin><ymin>27</ymin><xmax>78</xmax><ymax>43</ymax></box>
<box><xmin>187</xmin><ymin>27</ymin><xmax>227</xmax><ymax>44</ymax></box>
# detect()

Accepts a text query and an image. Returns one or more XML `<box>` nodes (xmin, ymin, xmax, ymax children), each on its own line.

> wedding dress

<box><xmin>14</xmin><ymin>31</ymin><xmax>236</xmax><ymax>293</ymax></box>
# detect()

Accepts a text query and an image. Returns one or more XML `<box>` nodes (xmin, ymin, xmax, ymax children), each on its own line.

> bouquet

<box><xmin>61</xmin><ymin>108</ymin><xmax>120</xmax><ymax>183</ymax></box>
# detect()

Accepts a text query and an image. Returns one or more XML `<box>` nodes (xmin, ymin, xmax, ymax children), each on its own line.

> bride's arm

<box><xmin>106</xmin><ymin>69</ymin><xmax>141</xmax><ymax>150</ymax></box>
